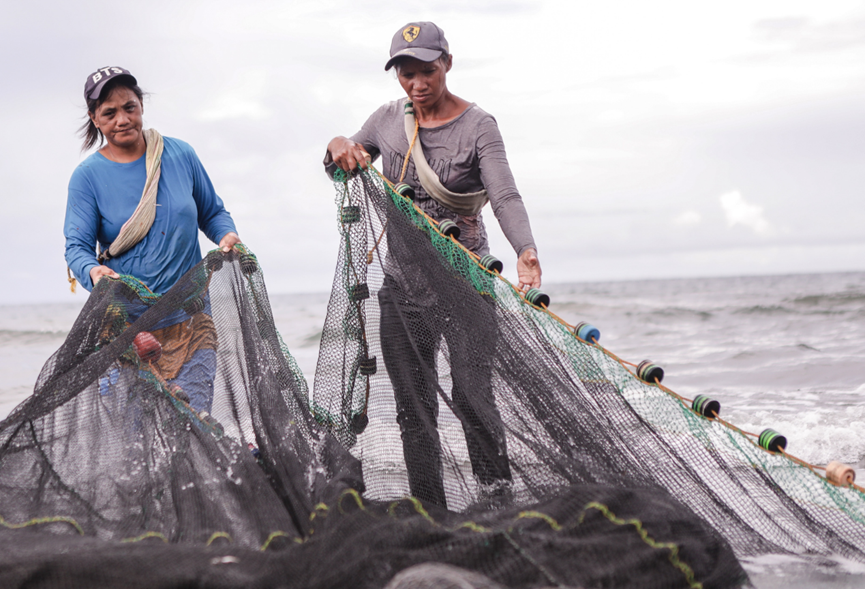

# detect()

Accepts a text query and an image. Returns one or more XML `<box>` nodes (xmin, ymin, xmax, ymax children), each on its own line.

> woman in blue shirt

<box><xmin>65</xmin><ymin>67</ymin><xmax>240</xmax><ymax>292</ymax></box>
<box><xmin>64</xmin><ymin>67</ymin><xmax>240</xmax><ymax>411</ymax></box>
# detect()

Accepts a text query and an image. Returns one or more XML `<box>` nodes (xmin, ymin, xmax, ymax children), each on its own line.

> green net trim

<box><xmin>333</xmin><ymin>167</ymin><xmax>865</xmax><ymax>526</ymax></box>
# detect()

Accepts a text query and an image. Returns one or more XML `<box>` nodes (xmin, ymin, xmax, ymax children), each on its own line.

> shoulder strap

<box><xmin>68</xmin><ymin>129</ymin><xmax>165</xmax><ymax>293</ymax></box>
<box><xmin>98</xmin><ymin>128</ymin><xmax>165</xmax><ymax>263</ymax></box>
<box><xmin>403</xmin><ymin>101</ymin><xmax>488</xmax><ymax>217</ymax></box>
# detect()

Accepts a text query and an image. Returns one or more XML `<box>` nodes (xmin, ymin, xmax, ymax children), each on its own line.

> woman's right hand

<box><xmin>517</xmin><ymin>248</ymin><xmax>542</xmax><ymax>292</ymax></box>
<box><xmin>90</xmin><ymin>265</ymin><xmax>120</xmax><ymax>286</ymax></box>
<box><xmin>327</xmin><ymin>137</ymin><xmax>371</xmax><ymax>172</ymax></box>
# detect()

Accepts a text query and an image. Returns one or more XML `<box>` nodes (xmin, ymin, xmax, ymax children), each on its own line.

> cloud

<box><xmin>753</xmin><ymin>15</ymin><xmax>865</xmax><ymax>52</ymax></box>
<box><xmin>673</xmin><ymin>211</ymin><xmax>702</xmax><ymax>226</ymax></box>
<box><xmin>196</xmin><ymin>70</ymin><xmax>273</xmax><ymax>122</ymax></box>
<box><xmin>719</xmin><ymin>190</ymin><xmax>772</xmax><ymax>235</ymax></box>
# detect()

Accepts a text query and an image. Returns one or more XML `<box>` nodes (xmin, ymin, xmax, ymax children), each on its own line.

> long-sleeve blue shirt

<box><xmin>65</xmin><ymin>136</ymin><xmax>237</xmax><ymax>294</ymax></box>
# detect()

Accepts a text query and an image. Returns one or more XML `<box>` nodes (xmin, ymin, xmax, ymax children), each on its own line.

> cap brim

<box><xmin>385</xmin><ymin>48</ymin><xmax>444</xmax><ymax>71</ymax></box>
<box><xmin>87</xmin><ymin>73</ymin><xmax>137</xmax><ymax>100</ymax></box>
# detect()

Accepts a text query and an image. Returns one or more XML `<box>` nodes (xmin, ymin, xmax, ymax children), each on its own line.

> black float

<box><xmin>691</xmin><ymin>395</ymin><xmax>720</xmax><ymax>418</ymax></box>
<box><xmin>637</xmin><ymin>360</ymin><xmax>664</xmax><ymax>384</ymax></box>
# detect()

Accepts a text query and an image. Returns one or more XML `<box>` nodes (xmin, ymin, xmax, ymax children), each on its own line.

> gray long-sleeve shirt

<box><xmin>327</xmin><ymin>98</ymin><xmax>536</xmax><ymax>258</ymax></box>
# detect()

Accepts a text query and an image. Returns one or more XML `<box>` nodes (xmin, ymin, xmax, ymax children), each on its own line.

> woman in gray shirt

<box><xmin>326</xmin><ymin>21</ymin><xmax>542</xmax><ymax>508</ymax></box>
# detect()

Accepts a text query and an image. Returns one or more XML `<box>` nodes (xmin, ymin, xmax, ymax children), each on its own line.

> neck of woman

<box><xmin>101</xmin><ymin>136</ymin><xmax>147</xmax><ymax>163</ymax></box>
<box><xmin>413</xmin><ymin>91</ymin><xmax>470</xmax><ymax>128</ymax></box>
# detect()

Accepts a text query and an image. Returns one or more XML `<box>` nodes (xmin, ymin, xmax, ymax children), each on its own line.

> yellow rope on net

<box><xmin>513</xmin><ymin>511</ymin><xmax>562</xmax><ymax>531</ymax></box>
<box><xmin>337</xmin><ymin>488</ymin><xmax>366</xmax><ymax>513</ymax></box>
<box><xmin>206</xmin><ymin>531</ymin><xmax>232</xmax><ymax>546</ymax></box>
<box><xmin>580</xmin><ymin>501</ymin><xmax>702</xmax><ymax>589</ymax></box>
<box><xmin>260</xmin><ymin>531</ymin><xmax>303</xmax><ymax>551</ymax></box>
<box><xmin>121</xmin><ymin>531</ymin><xmax>168</xmax><ymax>543</ymax></box>
<box><xmin>0</xmin><ymin>513</ymin><xmax>84</xmax><ymax>535</ymax></box>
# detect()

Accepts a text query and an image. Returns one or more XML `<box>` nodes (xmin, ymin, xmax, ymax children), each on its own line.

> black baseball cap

<box><xmin>385</xmin><ymin>22</ymin><xmax>450</xmax><ymax>71</ymax></box>
<box><xmin>84</xmin><ymin>66</ymin><xmax>137</xmax><ymax>101</ymax></box>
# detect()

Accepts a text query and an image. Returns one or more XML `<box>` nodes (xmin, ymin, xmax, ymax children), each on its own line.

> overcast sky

<box><xmin>2</xmin><ymin>0</ymin><xmax>864</xmax><ymax>305</ymax></box>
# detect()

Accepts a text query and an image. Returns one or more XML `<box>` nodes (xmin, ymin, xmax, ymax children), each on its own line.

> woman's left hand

<box><xmin>219</xmin><ymin>232</ymin><xmax>242</xmax><ymax>253</ymax></box>
<box><xmin>517</xmin><ymin>248</ymin><xmax>542</xmax><ymax>291</ymax></box>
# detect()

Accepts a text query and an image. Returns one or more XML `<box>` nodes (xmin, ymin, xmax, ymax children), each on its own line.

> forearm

<box><xmin>65</xmin><ymin>239</ymin><xmax>99</xmax><ymax>291</ymax></box>
<box><xmin>201</xmin><ymin>213</ymin><xmax>237</xmax><ymax>246</ymax></box>
<box><xmin>477</xmin><ymin>118</ymin><xmax>537</xmax><ymax>257</ymax></box>
<box><xmin>491</xmin><ymin>194</ymin><xmax>537</xmax><ymax>257</ymax></box>
<box><xmin>64</xmin><ymin>190</ymin><xmax>101</xmax><ymax>291</ymax></box>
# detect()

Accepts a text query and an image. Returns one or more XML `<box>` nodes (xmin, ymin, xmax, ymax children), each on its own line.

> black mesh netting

<box><xmin>1</xmin><ymin>169</ymin><xmax>863</xmax><ymax>588</ymax></box>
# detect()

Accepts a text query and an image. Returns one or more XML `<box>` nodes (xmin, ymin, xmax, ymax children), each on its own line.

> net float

<box><xmin>207</xmin><ymin>254</ymin><xmax>223</xmax><ymax>273</ymax></box>
<box><xmin>350</xmin><ymin>412</ymin><xmax>369</xmax><ymax>435</ymax></box>
<box><xmin>692</xmin><ymin>395</ymin><xmax>720</xmax><ymax>418</ymax></box>
<box><xmin>758</xmin><ymin>429</ymin><xmax>787</xmax><ymax>453</ymax></box>
<box><xmin>240</xmin><ymin>253</ymin><xmax>258</xmax><ymax>276</ymax></box>
<box><xmin>133</xmin><ymin>331</ymin><xmax>162</xmax><ymax>363</ymax></box>
<box><xmin>480</xmin><ymin>255</ymin><xmax>503</xmax><ymax>274</ymax></box>
<box><xmin>525</xmin><ymin>288</ymin><xmax>550</xmax><ymax>308</ymax></box>
<box><xmin>350</xmin><ymin>283</ymin><xmax>370</xmax><ymax>302</ymax></box>
<box><xmin>341</xmin><ymin>206</ymin><xmax>361</xmax><ymax>224</ymax></box>
<box><xmin>359</xmin><ymin>356</ymin><xmax>377</xmax><ymax>376</ymax></box>
<box><xmin>574</xmin><ymin>322</ymin><xmax>600</xmax><ymax>343</ymax></box>
<box><xmin>393</xmin><ymin>183</ymin><xmax>415</xmax><ymax>200</ymax></box>
<box><xmin>637</xmin><ymin>360</ymin><xmax>664</xmax><ymax>384</ymax></box>
<box><xmin>825</xmin><ymin>461</ymin><xmax>856</xmax><ymax>487</ymax></box>
<box><xmin>183</xmin><ymin>296</ymin><xmax>205</xmax><ymax>316</ymax></box>
<box><xmin>438</xmin><ymin>219</ymin><xmax>460</xmax><ymax>239</ymax></box>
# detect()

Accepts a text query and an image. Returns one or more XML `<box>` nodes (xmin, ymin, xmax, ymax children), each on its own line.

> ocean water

<box><xmin>1</xmin><ymin>271</ymin><xmax>863</xmax><ymax>587</ymax></box>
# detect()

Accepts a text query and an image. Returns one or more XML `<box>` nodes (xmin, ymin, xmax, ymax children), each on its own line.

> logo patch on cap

<box><xmin>402</xmin><ymin>26</ymin><xmax>420</xmax><ymax>42</ymax></box>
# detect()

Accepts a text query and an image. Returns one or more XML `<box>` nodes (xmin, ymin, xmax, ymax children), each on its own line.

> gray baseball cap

<box><xmin>84</xmin><ymin>66</ymin><xmax>137</xmax><ymax>101</ymax></box>
<box><xmin>385</xmin><ymin>22</ymin><xmax>450</xmax><ymax>71</ymax></box>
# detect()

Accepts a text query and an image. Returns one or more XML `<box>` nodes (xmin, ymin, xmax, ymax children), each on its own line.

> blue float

<box><xmin>574</xmin><ymin>322</ymin><xmax>600</xmax><ymax>343</ymax></box>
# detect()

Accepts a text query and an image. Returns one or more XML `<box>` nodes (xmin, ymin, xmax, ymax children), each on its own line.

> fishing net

<box><xmin>312</xmin><ymin>169</ymin><xmax>865</xmax><ymax>581</ymax></box>
<box><xmin>0</xmin><ymin>167</ymin><xmax>862</xmax><ymax>588</ymax></box>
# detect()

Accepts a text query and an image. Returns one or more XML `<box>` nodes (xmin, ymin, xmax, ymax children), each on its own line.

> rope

<box><xmin>402</xmin><ymin>100</ymin><xmax>488</xmax><ymax>216</ymax></box>
<box><xmin>367</xmin><ymin>221</ymin><xmax>388</xmax><ymax>265</ymax></box>
<box><xmin>66</xmin><ymin>267</ymin><xmax>77</xmax><ymax>293</ymax></box>
<box><xmin>366</xmin><ymin>127</ymin><xmax>417</xmax><ymax>265</ymax></box>
<box><xmin>398</xmin><ymin>119</ymin><xmax>418</xmax><ymax>184</ymax></box>
<box><xmin>580</xmin><ymin>502</ymin><xmax>703</xmax><ymax>589</ymax></box>
<box><xmin>67</xmin><ymin>129</ymin><xmax>164</xmax><ymax>294</ymax></box>
<box><xmin>99</xmin><ymin>128</ymin><xmax>164</xmax><ymax>263</ymax></box>
<box><xmin>363</xmin><ymin>165</ymin><xmax>862</xmax><ymax>498</ymax></box>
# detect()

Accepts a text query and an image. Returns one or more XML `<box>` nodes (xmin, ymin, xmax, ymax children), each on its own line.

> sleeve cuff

<box><xmin>78</xmin><ymin>262</ymin><xmax>99</xmax><ymax>292</ymax></box>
